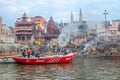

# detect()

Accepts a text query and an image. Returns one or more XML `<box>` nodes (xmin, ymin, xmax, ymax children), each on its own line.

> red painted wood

<box><xmin>12</xmin><ymin>53</ymin><xmax>76</xmax><ymax>64</ymax></box>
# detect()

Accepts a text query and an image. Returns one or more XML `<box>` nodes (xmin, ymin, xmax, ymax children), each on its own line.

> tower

<box><xmin>79</xmin><ymin>8</ymin><xmax>83</xmax><ymax>22</ymax></box>
<box><xmin>22</xmin><ymin>12</ymin><xmax>27</xmax><ymax>21</ymax></box>
<box><xmin>71</xmin><ymin>12</ymin><xmax>73</xmax><ymax>23</ymax></box>
<box><xmin>60</xmin><ymin>20</ymin><xmax>63</xmax><ymax>28</ymax></box>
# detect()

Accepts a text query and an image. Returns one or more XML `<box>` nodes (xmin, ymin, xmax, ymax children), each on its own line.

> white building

<box><xmin>97</xmin><ymin>20</ymin><xmax>120</xmax><ymax>43</ymax></box>
<box><xmin>0</xmin><ymin>24</ymin><xmax>15</xmax><ymax>43</ymax></box>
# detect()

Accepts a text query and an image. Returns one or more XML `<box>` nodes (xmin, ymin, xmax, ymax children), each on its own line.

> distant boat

<box><xmin>104</xmin><ymin>55</ymin><xmax>120</xmax><ymax>58</ymax></box>
<box><xmin>0</xmin><ymin>53</ymin><xmax>21</xmax><ymax>63</ymax></box>
<box><xmin>0</xmin><ymin>53</ymin><xmax>20</xmax><ymax>58</ymax></box>
<box><xmin>0</xmin><ymin>43</ymin><xmax>21</xmax><ymax>62</ymax></box>
<box><xmin>12</xmin><ymin>53</ymin><xmax>77</xmax><ymax>64</ymax></box>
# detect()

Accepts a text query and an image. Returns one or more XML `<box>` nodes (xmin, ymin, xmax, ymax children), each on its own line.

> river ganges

<box><xmin>0</xmin><ymin>57</ymin><xmax>120</xmax><ymax>80</ymax></box>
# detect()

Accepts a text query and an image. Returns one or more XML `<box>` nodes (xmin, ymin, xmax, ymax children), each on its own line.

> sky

<box><xmin>0</xmin><ymin>0</ymin><xmax>120</xmax><ymax>26</ymax></box>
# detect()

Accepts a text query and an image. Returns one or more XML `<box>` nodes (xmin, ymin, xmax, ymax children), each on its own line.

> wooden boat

<box><xmin>0</xmin><ymin>43</ymin><xmax>21</xmax><ymax>62</ymax></box>
<box><xmin>104</xmin><ymin>55</ymin><xmax>120</xmax><ymax>58</ymax></box>
<box><xmin>0</xmin><ymin>53</ymin><xmax>20</xmax><ymax>58</ymax></box>
<box><xmin>12</xmin><ymin>53</ymin><xmax>77</xmax><ymax>64</ymax></box>
<box><xmin>0</xmin><ymin>53</ymin><xmax>21</xmax><ymax>62</ymax></box>
<box><xmin>102</xmin><ymin>53</ymin><xmax>120</xmax><ymax>58</ymax></box>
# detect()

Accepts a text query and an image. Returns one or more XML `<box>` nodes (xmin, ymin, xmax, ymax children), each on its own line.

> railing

<box><xmin>15</xmin><ymin>32</ymin><xmax>32</xmax><ymax>34</ymax></box>
<box><xmin>15</xmin><ymin>27</ymin><xmax>33</xmax><ymax>31</ymax></box>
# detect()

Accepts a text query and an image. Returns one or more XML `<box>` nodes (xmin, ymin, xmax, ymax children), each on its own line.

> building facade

<box><xmin>0</xmin><ymin>24</ymin><xmax>15</xmax><ymax>43</ymax></box>
<box><xmin>47</xmin><ymin>16</ymin><xmax>60</xmax><ymax>37</ymax></box>
<box><xmin>31</xmin><ymin>16</ymin><xmax>46</xmax><ymax>41</ymax></box>
<box><xmin>15</xmin><ymin>12</ymin><xmax>36</xmax><ymax>43</ymax></box>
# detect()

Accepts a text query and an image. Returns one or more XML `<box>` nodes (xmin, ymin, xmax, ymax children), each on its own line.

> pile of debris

<box><xmin>79</xmin><ymin>43</ymin><xmax>120</xmax><ymax>57</ymax></box>
<box><xmin>96</xmin><ymin>44</ymin><xmax>120</xmax><ymax>55</ymax></box>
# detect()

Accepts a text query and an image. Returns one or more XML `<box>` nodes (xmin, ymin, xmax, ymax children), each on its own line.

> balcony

<box><xmin>15</xmin><ymin>27</ymin><xmax>33</xmax><ymax>31</ymax></box>
<box><xmin>15</xmin><ymin>32</ymin><xmax>32</xmax><ymax>34</ymax></box>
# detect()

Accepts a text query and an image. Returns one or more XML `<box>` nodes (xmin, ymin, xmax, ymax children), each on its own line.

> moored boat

<box><xmin>102</xmin><ymin>52</ymin><xmax>120</xmax><ymax>58</ymax></box>
<box><xmin>0</xmin><ymin>53</ymin><xmax>21</xmax><ymax>58</ymax></box>
<box><xmin>104</xmin><ymin>55</ymin><xmax>120</xmax><ymax>58</ymax></box>
<box><xmin>12</xmin><ymin>53</ymin><xmax>77</xmax><ymax>64</ymax></box>
<box><xmin>0</xmin><ymin>53</ymin><xmax>21</xmax><ymax>63</ymax></box>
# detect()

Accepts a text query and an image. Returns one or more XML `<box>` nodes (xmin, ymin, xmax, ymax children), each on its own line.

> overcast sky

<box><xmin>0</xmin><ymin>0</ymin><xmax>120</xmax><ymax>26</ymax></box>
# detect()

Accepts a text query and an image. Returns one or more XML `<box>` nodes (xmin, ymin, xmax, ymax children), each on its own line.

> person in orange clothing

<box><xmin>27</xmin><ymin>48</ymin><xmax>32</xmax><ymax>58</ymax></box>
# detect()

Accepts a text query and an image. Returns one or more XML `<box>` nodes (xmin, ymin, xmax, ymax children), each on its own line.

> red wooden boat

<box><xmin>12</xmin><ymin>53</ymin><xmax>77</xmax><ymax>64</ymax></box>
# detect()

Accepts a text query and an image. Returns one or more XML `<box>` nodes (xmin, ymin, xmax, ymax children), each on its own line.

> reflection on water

<box><xmin>0</xmin><ymin>63</ymin><xmax>74</xmax><ymax>80</ymax></box>
<box><xmin>14</xmin><ymin>63</ymin><xmax>74</xmax><ymax>80</ymax></box>
<box><xmin>0</xmin><ymin>58</ymin><xmax>120</xmax><ymax>80</ymax></box>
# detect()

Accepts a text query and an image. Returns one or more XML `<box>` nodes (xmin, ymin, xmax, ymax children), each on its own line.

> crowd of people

<box><xmin>20</xmin><ymin>44</ymin><xmax>78</xmax><ymax>58</ymax></box>
<box><xmin>19</xmin><ymin>41</ymin><xmax>120</xmax><ymax>58</ymax></box>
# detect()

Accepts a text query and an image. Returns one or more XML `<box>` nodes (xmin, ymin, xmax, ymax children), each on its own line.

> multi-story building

<box><xmin>15</xmin><ymin>12</ymin><xmax>36</xmax><ymax>43</ymax></box>
<box><xmin>31</xmin><ymin>16</ymin><xmax>46</xmax><ymax>28</ymax></box>
<box><xmin>15</xmin><ymin>13</ymin><xmax>61</xmax><ymax>45</ymax></box>
<box><xmin>31</xmin><ymin>16</ymin><xmax>46</xmax><ymax>42</ymax></box>
<box><xmin>97</xmin><ymin>20</ymin><xmax>120</xmax><ymax>43</ymax></box>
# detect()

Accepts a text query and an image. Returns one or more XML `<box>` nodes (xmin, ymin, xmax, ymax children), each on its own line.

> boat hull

<box><xmin>12</xmin><ymin>53</ymin><xmax>76</xmax><ymax>64</ymax></box>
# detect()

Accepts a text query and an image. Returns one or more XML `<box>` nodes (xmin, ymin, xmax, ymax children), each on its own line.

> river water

<box><xmin>0</xmin><ymin>57</ymin><xmax>120</xmax><ymax>80</ymax></box>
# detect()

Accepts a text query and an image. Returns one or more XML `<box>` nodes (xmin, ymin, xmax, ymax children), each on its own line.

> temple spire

<box><xmin>79</xmin><ymin>8</ymin><xmax>83</xmax><ymax>22</ymax></box>
<box><xmin>22</xmin><ymin>12</ymin><xmax>27</xmax><ymax>21</ymax></box>
<box><xmin>71</xmin><ymin>12</ymin><xmax>73</xmax><ymax>23</ymax></box>
<box><xmin>60</xmin><ymin>20</ymin><xmax>63</xmax><ymax>28</ymax></box>
<box><xmin>50</xmin><ymin>16</ymin><xmax>53</xmax><ymax>20</ymax></box>
<box><xmin>23</xmin><ymin>12</ymin><xmax>27</xmax><ymax>18</ymax></box>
